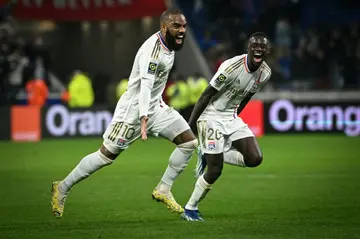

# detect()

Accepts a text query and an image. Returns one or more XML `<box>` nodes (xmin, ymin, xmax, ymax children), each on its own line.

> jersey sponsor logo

<box><xmin>215</xmin><ymin>73</ymin><xmax>226</xmax><ymax>85</ymax></box>
<box><xmin>157</xmin><ymin>70</ymin><xmax>167</xmax><ymax>78</ymax></box>
<box><xmin>225</xmin><ymin>86</ymin><xmax>245</xmax><ymax>100</ymax></box>
<box><xmin>148</xmin><ymin>62</ymin><xmax>158</xmax><ymax>75</ymax></box>
<box><xmin>208</xmin><ymin>141</ymin><xmax>216</xmax><ymax>150</ymax></box>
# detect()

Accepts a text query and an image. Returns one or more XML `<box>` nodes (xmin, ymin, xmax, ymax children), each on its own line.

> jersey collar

<box><xmin>156</xmin><ymin>31</ymin><xmax>171</xmax><ymax>52</ymax></box>
<box><xmin>244</xmin><ymin>54</ymin><xmax>250</xmax><ymax>73</ymax></box>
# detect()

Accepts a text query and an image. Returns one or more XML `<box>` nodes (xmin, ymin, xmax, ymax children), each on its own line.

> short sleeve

<box><xmin>209</xmin><ymin>63</ymin><xmax>232</xmax><ymax>91</ymax></box>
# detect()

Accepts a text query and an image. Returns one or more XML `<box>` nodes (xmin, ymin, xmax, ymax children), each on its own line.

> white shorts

<box><xmin>103</xmin><ymin>105</ymin><xmax>190</xmax><ymax>154</ymax></box>
<box><xmin>197</xmin><ymin>117</ymin><xmax>254</xmax><ymax>154</ymax></box>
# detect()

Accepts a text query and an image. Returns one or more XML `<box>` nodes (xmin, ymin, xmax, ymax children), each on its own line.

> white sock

<box><xmin>223</xmin><ymin>149</ymin><xmax>246</xmax><ymax>167</ymax></box>
<box><xmin>185</xmin><ymin>174</ymin><xmax>212</xmax><ymax>210</ymax></box>
<box><xmin>58</xmin><ymin>150</ymin><xmax>112</xmax><ymax>194</ymax></box>
<box><xmin>157</xmin><ymin>140</ymin><xmax>196</xmax><ymax>193</ymax></box>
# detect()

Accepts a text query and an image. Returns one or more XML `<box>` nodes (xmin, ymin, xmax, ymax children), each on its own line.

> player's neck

<box><xmin>159</xmin><ymin>31</ymin><xmax>171</xmax><ymax>51</ymax></box>
<box><xmin>246</xmin><ymin>55</ymin><xmax>261</xmax><ymax>73</ymax></box>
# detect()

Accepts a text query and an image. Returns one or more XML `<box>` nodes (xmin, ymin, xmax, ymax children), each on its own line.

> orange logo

<box><xmin>11</xmin><ymin>106</ymin><xmax>41</xmax><ymax>142</ymax></box>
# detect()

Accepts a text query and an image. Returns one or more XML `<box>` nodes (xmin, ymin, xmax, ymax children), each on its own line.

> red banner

<box><xmin>13</xmin><ymin>0</ymin><xmax>166</xmax><ymax>21</ymax></box>
<box><xmin>11</xmin><ymin>106</ymin><xmax>41</xmax><ymax>142</ymax></box>
<box><xmin>238</xmin><ymin>100</ymin><xmax>264</xmax><ymax>137</ymax></box>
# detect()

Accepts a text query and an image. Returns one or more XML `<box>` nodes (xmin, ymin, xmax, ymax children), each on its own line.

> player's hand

<box><xmin>140</xmin><ymin>116</ymin><xmax>148</xmax><ymax>141</ymax></box>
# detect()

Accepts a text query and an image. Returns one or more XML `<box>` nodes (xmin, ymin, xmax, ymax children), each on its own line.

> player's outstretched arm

<box><xmin>138</xmin><ymin>42</ymin><xmax>160</xmax><ymax>139</ymax></box>
<box><xmin>237</xmin><ymin>92</ymin><xmax>255</xmax><ymax>115</ymax></box>
<box><xmin>188</xmin><ymin>85</ymin><xmax>218</xmax><ymax>134</ymax></box>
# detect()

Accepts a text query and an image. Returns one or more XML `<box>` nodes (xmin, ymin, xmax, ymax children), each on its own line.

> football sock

<box><xmin>157</xmin><ymin>140</ymin><xmax>197</xmax><ymax>193</ymax></box>
<box><xmin>58</xmin><ymin>150</ymin><xmax>112</xmax><ymax>194</ymax></box>
<box><xmin>185</xmin><ymin>174</ymin><xmax>212</xmax><ymax>210</ymax></box>
<box><xmin>223</xmin><ymin>149</ymin><xmax>246</xmax><ymax>167</ymax></box>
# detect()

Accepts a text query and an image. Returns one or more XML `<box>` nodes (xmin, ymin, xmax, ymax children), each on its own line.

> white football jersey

<box><xmin>200</xmin><ymin>54</ymin><xmax>271</xmax><ymax>120</ymax></box>
<box><xmin>112</xmin><ymin>31</ymin><xmax>175</xmax><ymax>124</ymax></box>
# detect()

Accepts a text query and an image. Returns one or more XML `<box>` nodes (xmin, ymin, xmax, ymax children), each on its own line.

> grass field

<box><xmin>1</xmin><ymin>135</ymin><xmax>360</xmax><ymax>239</ymax></box>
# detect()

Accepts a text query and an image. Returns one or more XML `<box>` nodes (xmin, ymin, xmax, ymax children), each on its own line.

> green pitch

<box><xmin>1</xmin><ymin>135</ymin><xmax>359</xmax><ymax>239</ymax></box>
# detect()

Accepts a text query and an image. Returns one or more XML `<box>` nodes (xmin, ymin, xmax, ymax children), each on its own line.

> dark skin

<box><xmin>160</xmin><ymin>13</ymin><xmax>187</xmax><ymax>51</ymax></box>
<box><xmin>188</xmin><ymin>35</ymin><xmax>270</xmax><ymax>184</ymax></box>
<box><xmin>101</xmin><ymin>12</ymin><xmax>194</xmax><ymax>160</ymax></box>
<box><xmin>140</xmin><ymin>12</ymin><xmax>188</xmax><ymax>140</ymax></box>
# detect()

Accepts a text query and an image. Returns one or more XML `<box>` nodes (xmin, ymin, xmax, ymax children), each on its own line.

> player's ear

<box><xmin>160</xmin><ymin>22</ymin><xmax>167</xmax><ymax>33</ymax></box>
<box><xmin>265</xmin><ymin>39</ymin><xmax>272</xmax><ymax>55</ymax></box>
<box><xmin>245</xmin><ymin>42</ymin><xmax>250</xmax><ymax>53</ymax></box>
<box><xmin>266</xmin><ymin>43</ymin><xmax>271</xmax><ymax>55</ymax></box>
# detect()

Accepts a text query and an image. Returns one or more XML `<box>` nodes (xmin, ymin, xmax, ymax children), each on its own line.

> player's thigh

<box><xmin>152</xmin><ymin>106</ymin><xmax>195</xmax><ymax>144</ymax></box>
<box><xmin>197</xmin><ymin>120</ymin><xmax>225</xmax><ymax>155</ymax></box>
<box><xmin>229</xmin><ymin>120</ymin><xmax>261</xmax><ymax>158</ymax></box>
<box><xmin>102</xmin><ymin>121</ymin><xmax>141</xmax><ymax>156</ymax></box>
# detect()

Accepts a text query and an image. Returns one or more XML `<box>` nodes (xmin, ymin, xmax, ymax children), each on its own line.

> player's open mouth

<box><xmin>175</xmin><ymin>35</ymin><xmax>184</xmax><ymax>44</ymax></box>
<box><xmin>254</xmin><ymin>52</ymin><xmax>263</xmax><ymax>63</ymax></box>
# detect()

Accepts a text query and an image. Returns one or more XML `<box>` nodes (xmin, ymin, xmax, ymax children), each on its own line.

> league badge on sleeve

<box><xmin>148</xmin><ymin>62</ymin><xmax>158</xmax><ymax>75</ymax></box>
<box><xmin>215</xmin><ymin>73</ymin><xmax>227</xmax><ymax>85</ymax></box>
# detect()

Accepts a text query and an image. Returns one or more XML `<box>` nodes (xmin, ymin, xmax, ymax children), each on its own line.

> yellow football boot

<box><xmin>51</xmin><ymin>181</ymin><xmax>67</xmax><ymax>218</ymax></box>
<box><xmin>152</xmin><ymin>188</ymin><xmax>184</xmax><ymax>214</ymax></box>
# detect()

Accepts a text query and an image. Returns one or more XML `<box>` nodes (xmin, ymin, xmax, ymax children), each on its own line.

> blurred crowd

<box><xmin>1</xmin><ymin>0</ymin><xmax>359</xmax><ymax>109</ymax></box>
<box><xmin>181</xmin><ymin>0</ymin><xmax>360</xmax><ymax>91</ymax></box>
<box><xmin>0</xmin><ymin>1</ymin><xmax>58</xmax><ymax>106</ymax></box>
<box><xmin>0</xmin><ymin>1</ymin><xmax>208</xmax><ymax>112</ymax></box>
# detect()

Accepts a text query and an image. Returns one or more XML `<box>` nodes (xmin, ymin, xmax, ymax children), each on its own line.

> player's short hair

<box><xmin>160</xmin><ymin>8</ymin><xmax>184</xmax><ymax>24</ymax></box>
<box><xmin>249</xmin><ymin>32</ymin><xmax>269</xmax><ymax>39</ymax></box>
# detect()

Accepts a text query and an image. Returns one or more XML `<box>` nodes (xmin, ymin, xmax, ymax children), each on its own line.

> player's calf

<box><xmin>51</xmin><ymin>147</ymin><xmax>115</xmax><ymax>218</ymax></box>
<box><xmin>170</xmin><ymin>138</ymin><xmax>198</xmax><ymax>173</ymax></box>
<box><xmin>153</xmin><ymin>138</ymin><xmax>197</xmax><ymax>214</ymax></box>
<box><xmin>157</xmin><ymin>139</ymin><xmax>198</xmax><ymax>191</ymax></box>
<box><xmin>203</xmin><ymin>153</ymin><xmax>223</xmax><ymax>184</ymax></box>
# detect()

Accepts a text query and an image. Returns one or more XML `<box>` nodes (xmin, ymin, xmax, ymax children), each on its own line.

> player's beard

<box><xmin>166</xmin><ymin>30</ymin><xmax>185</xmax><ymax>51</ymax></box>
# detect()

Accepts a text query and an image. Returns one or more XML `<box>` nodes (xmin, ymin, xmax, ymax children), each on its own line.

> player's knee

<box><xmin>100</xmin><ymin>144</ymin><xmax>121</xmax><ymax>161</ymax></box>
<box><xmin>205</xmin><ymin>167</ymin><xmax>222</xmax><ymax>184</ymax></box>
<box><xmin>97</xmin><ymin>148</ymin><xmax>115</xmax><ymax>165</ymax></box>
<box><xmin>177</xmin><ymin>139</ymin><xmax>198</xmax><ymax>154</ymax></box>
<box><xmin>245</xmin><ymin>152</ymin><xmax>263</xmax><ymax>167</ymax></box>
<box><xmin>209</xmin><ymin>168</ymin><xmax>222</xmax><ymax>179</ymax></box>
<box><xmin>169</xmin><ymin>139</ymin><xmax>198</xmax><ymax>173</ymax></box>
<box><xmin>206</xmin><ymin>159</ymin><xmax>223</xmax><ymax>182</ymax></box>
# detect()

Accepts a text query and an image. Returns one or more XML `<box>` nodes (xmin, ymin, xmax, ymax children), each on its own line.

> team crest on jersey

<box><xmin>215</xmin><ymin>73</ymin><xmax>227</xmax><ymax>85</ymax></box>
<box><xmin>250</xmin><ymin>78</ymin><xmax>262</xmax><ymax>92</ymax></box>
<box><xmin>208</xmin><ymin>141</ymin><xmax>216</xmax><ymax>150</ymax></box>
<box><xmin>250</xmin><ymin>71</ymin><xmax>263</xmax><ymax>92</ymax></box>
<box><xmin>148</xmin><ymin>62</ymin><xmax>158</xmax><ymax>75</ymax></box>
<box><xmin>250</xmin><ymin>83</ymin><xmax>260</xmax><ymax>93</ymax></box>
<box><xmin>117</xmin><ymin>138</ymin><xmax>127</xmax><ymax>147</ymax></box>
